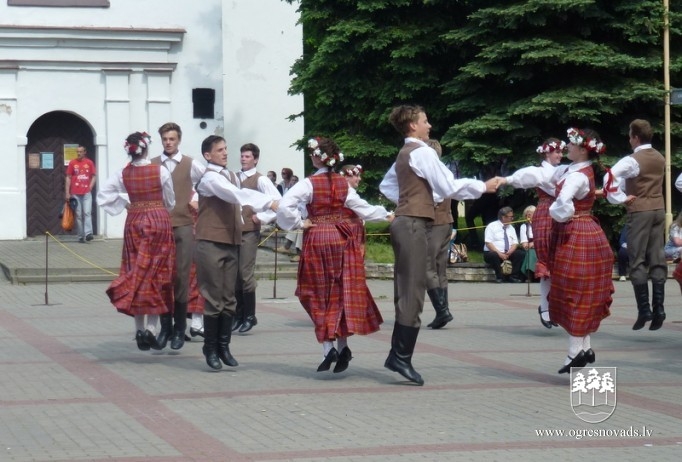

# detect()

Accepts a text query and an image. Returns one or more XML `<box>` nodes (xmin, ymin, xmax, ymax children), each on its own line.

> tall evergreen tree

<box><xmin>284</xmin><ymin>0</ymin><xmax>682</xmax><ymax>216</ymax></box>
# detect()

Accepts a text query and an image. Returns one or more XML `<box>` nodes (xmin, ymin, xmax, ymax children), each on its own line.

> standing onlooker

<box><xmin>267</xmin><ymin>170</ymin><xmax>277</xmax><ymax>185</ymax></box>
<box><xmin>495</xmin><ymin>137</ymin><xmax>566</xmax><ymax>328</ymax></box>
<box><xmin>65</xmin><ymin>144</ymin><xmax>97</xmax><ymax>243</ymax></box>
<box><xmin>97</xmin><ymin>132</ymin><xmax>175</xmax><ymax>350</ymax></box>
<box><xmin>424</xmin><ymin>139</ymin><xmax>454</xmax><ymax>329</ymax></box>
<box><xmin>194</xmin><ymin>135</ymin><xmax>278</xmax><ymax>370</ymax></box>
<box><xmin>664</xmin><ymin>211</ymin><xmax>682</xmax><ymax>261</ymax></box>
<box><xmin>232</xmin><ymin>143</ymin><xmax>281</xmax><ymax>333</ymax></box>
<box><xmin>150</xmin><ymin>122</ymin><xmax>206</xmax><ymax>350</ymax></box>
<box><xmin>617</xmin><ymin>226</ymin><xmax>629</xmax><ymax>281</ymax></box>
<box><xmin>604</xmin><ymin>119</ymin><xmax>667</xmax><ymax>331</ymax></box>
<box><xmin>277</xmin><ymin>168</ymin><xmax>295</xmax><ymax>195</ymax></box>
<box><xmin>380</xmin><ymin>104</ymin><xmax>495</xmax><ymax>385</ymax></box>
<box><xmin>549</xmin><ymin>127</ymin><xmax>613</xmax><ymax>373</ymax></box>
<box><xmin>483</xmin><ymin>207</ymin><xmax>526</xmax><ymax>283</ymax></box>
<box><xmin>277</xmin><ymin>137</ymin><xmax>391</xmax><ymax>374</ymax></box>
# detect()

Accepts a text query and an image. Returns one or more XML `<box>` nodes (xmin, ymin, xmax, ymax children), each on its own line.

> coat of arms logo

<box><xmin>570</xmin><ymin>367</ymin><xmax>617</xmax><ymax>423</ymax></box>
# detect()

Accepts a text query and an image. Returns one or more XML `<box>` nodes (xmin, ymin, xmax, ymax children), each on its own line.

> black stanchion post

<box><xmin>272</xmin><ymin>228</ymin><xmax>279</xmax><ymax>299</ymax></box>
<box><xmin>44</xmin><ymin>231</ymin><xmax>49</xmax><ymax>305</ymax></box>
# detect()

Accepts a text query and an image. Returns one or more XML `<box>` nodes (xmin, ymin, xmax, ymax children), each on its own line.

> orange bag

<box><xmin>61</xmin><ymin>200</ymin><xmax>75</xmax><ymax>232</ymax></box>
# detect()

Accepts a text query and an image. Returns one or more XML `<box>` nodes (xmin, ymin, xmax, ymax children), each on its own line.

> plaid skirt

<box><xmin>187</xmin><ymin>261</ymin><xmax>204</xmax><ymax>314</ymax></box>
<box><xmin>296</xmin><ymin>219</ymin><xmax>383</xmax><ymax>343</ymax></box>
<box><xmin>548</xmin><ymin>215</ymin><xmax>613</xmax><ymax>336</ymax></box>
<box><xmin>106</xmin><ymin>207</ymin><xmax>175</xmax><ymax>316</ymax></box>
<box><xmin>533</xmin><ymin>197</ymin><xmax>552</xmax><ymax>278</ymax></box>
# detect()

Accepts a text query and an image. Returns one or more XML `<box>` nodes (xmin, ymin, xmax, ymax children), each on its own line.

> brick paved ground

<box><xmin>0</xmin><ymin>238</ymin><xmax>681</xmax><ymax>461</ymax></box>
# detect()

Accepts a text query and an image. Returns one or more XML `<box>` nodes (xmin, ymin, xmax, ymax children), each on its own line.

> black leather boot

<box><xmin>202</xmin><ymin>315</ymin><xmax>222</xmax><ymax>370</ymax></box>
<box><xmin>218</xmin><ymin>312</ymin><xmax>239</xmax><ymax>367</ymax></box>
<box><xmin>155</xmin><ymin>313</ymin><xmax>173</xmax><ymax>350</ymax></box>
<box><xmin>170</xmin><ymin>302</ymin><xmax>188</xmax><ymax>349</ymax></box>
<box><xmin>632</xmin><ymin>283</ymin><xmax>653</xmax><ymax>330</ymax></box>
<box><xmin>650</xmin><ymin>281</ymin><xmax>666</xmax><ymax>330</ymax></box>
<box><xmin>426</xmin><ymin>287</ymin><xmax>453</xmax><ymax>329</ymax></box>
<box><xmin>384</xmin><ymin>323</ymin><xmax>424</xmax><ymax>385</ymax></box>
<box><xmin>239</xmin><ymin>291</ymin><xmax>258</xmax><ymax>333</ymax></box>
<box><xmin>232</xmin><ymin>291</ymin><xmax>244</xmax><ymax>332</ymax></box>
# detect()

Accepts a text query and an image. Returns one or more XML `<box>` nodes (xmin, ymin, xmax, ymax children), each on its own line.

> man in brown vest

<box><xmin>151</xmin><ymin>122</ymin><xmax>206</xmax><ymax>350</ymax></box>
<box><xmin>380</xmin><ymin>104</ymin><xmax>497</xmax><ymax>385</ymax></box>
<box><xmin>194</xmin><ymin>135</ymin><xmax>278</xmax><ymax>370</ymax></box>
<box><xmin>233</xmin><ymin>143</ymin><xmax>281</xmax><ymax>333</ymax></box>
<box><xmin>605</xmin><ymin>119</ymin><xmax>667</xmax><ymax>330</ymax></box>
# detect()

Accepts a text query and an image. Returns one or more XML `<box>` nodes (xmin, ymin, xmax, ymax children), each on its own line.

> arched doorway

<box><xmin>25</xmin><ymin>111</ymin><xmax>96</xmax><ymax>237</ymax></box>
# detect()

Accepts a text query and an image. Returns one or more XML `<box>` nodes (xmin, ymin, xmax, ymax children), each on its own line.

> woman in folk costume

<box><xmin>496</xmin><ymin>138</ymin><xmax>565</xmax><ymax>328</ymax></box>
<box><xmin>97</xmin><ymin>132</ymin><xmax>176</xmax><ymax>351</ymax></box>
<box><xmin>277</xmin><ymin>137</ymin><xmax>392</xmax><ymax>374</ymax></box>
<box><xmin>548</xmin><ymin>128</ymin><xmax>613</xmax><ymax>374</ymax></box>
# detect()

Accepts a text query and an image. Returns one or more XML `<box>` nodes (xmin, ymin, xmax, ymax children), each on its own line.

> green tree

<box><xmin>284</xmin><ymin>0</ymin><xmax>682</xmax><ymax>235</ymax></box>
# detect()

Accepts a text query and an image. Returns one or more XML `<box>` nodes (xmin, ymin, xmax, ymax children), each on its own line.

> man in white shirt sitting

<box><xmin>483</xmin><ymin>206</ymin><xmax>526</xmax><ymax>283</ymax></box>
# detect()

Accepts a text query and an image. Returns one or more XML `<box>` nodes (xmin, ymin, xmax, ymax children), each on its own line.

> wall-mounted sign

<box><xmin>64</xmin><ymin>144</ymin><xmax>79</xmax><ymax>166</ymax></box>
<box><xmin>28</xmin><ymin>153</ymin><xmax>41</xmax><ymax>169</ymax></box>
<box><xmin>41</xmin><ymin>152</ymin><xmax>54</xmax><ymax>169</ymax></box>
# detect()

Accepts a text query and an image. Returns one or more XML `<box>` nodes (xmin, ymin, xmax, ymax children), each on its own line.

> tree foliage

<box><xmin>284</xmin><ymin>0</ymin><xmax>682</xmax><ymax>231</ymax></box>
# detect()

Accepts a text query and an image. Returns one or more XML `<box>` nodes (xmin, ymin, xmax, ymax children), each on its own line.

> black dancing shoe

<box><xmin>558</xmin><ymin>351</ymin><xmax>587</xmax><ymax>374</ymax></box>
<box><xmin>316</xmin><ymin>347</ymin><xmax>338</xmax><ymax>372</ymax></box>
<box><xmin>538</xmin><ymin>306</ymin><xmax>553</xmax><ymax>329</ymax></box>
<box><xmin>584</xmin><ymin>348</ymin><xmax>595</xmax><ymax>364</ymax></box>
<box><xmin>333</xmin><ymin>347</ymin><xmax>352</xmax><ymax>373</ymax></box>
<box><xmin>135</xmin><ymin>330</ymin><xmax>150</xmax><ymax>351</ymax></box>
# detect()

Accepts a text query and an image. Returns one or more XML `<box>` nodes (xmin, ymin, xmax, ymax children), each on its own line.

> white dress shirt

<box><xmin>484</xmin><ymin>220</ymin><xmax>519</xmax><ymax>252</ymax></box>
<box><xmin>196</xmin><ymin>163</ymin><xmax>274</xmax><ymax>213</ymax></box>
<box><xmin>603</xmin><ymin>146</ymin><xmax>647</xmax><ymax>204</ymax></box>
<box><xmin>505</xmin><ymin>160</ymin><xmax>567</xmax><ymax>197</ymax></box>
<box><xmin>239</xmin><ymin>167</ymin><xmax>282</xmax><ymax>224</ymax></box>
<box><xmin>159</xmin><ymin>151</ymin><xmax>206</xmax><ymax>185</ymax></box>
<box><xmin>379</xmin><ymin>137</ymin><xmax>486</xmax><ymax>204</ymax></box>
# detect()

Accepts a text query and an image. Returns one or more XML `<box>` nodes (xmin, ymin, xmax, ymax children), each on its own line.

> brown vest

<box><xmin>625</xmin><ymin>148</ymin><xmax>665</xmax><ymax>213</ymax></box>
<box><xmin>240</xmin><ymin>171</ymin><xmax>262</xmax><ymax>233</ymax></box>
<box><xmin>195</xmin><ymin>170</ymin><xmax>242</xmax><ymax>245</ymax></box>
<box><xmin>151</xmin><ymin>155</ymin><xmax>194</xmax><ymax>227</ymax></box>
<box><xmin>434</xmin><ymin>198</ymin><xmax>453</xmax><ymax>226</ymax></box>
<box><xmin>394</xmin><ymin>142</ymin><xmax>435</xmax><ymax>219</ymax></box>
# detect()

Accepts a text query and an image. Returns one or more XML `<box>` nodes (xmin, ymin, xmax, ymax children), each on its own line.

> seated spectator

<box><xmin>483</xmin><ymin>206</ymin><xmax>526</xmax><ymax>283</ymax></box>
<box><xmin>617</xmin><ymin>226</ymin><xmax>629</xmax><ymax>281</ymax></box>
<box><xmin>664</xmin><ymin>211</ymin><xmax>682</xmax><ymax>262</ymax></box>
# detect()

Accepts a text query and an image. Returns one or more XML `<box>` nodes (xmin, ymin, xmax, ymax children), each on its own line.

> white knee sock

<box><xmin>134</xmin><ymin>315</ymin><xmax>145</xmax><ymax>332</ymax></box>
<box><xmin>540</xmin><ymin>277</ymin><xmax>551</xmax><ymax>322</ymax></box>
<box><xmin>337</xmin><ymin>337</ymin><xmax>348</xmax><ymax>351</ymax></box>
<box><xmin>191</xmin><ymin>313</ymin><xmax>203</xmax><ymax>329</ymax></box>
<box><xmin>322</xmin><ymin>340</ymin><xmax>334</xmax><ymax>358</ymax></box>
<box><xmin>565</xmin><ymin>335</ymin><xmax>584</xmax><ymax>364</ymax></box>
<box><xmin>582</xmin><ymin>335</ymin><xmax>591</xmax><ymax>351</ymax></box>
<box><xmin>146</xmin><ymin>314</ymin><xmax>159</xmax><ymax>335</ymax></box>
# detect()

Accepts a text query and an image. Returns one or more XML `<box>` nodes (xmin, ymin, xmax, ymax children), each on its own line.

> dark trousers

<box><xmin>390</xmin><ymin>216</ymin><xmax>429</xmax><ymax>328</ymax></box>
<box><xmin>483</xmin><ymin>248</ymin><xmax>526</xmax><ymax>280</ymax></box>
<box><xmin>617</xmin><ymin>247</ymin><xmax>629</xmax><ymax>276</ymax></box>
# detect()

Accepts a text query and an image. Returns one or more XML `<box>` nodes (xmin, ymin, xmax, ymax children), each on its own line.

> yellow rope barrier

<box><xmin>45</xmin><ymin>231</ymin><xmax>118</xmax><ymax>276</ymax></box>
<box><xmin>260</xmin><ymin>219</ymin><xmax>524</xmax><ymax>241</ymax></box>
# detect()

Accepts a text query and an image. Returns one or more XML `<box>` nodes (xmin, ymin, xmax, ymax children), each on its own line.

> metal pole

<box><xmin>664</xmin><ymin>0</ymin><xmax>672</xmax><ymax>236</ymax></box>
<box><xmin>272</xmin><ymin>228</ymin><xmax>279</xmax><ymax>299</ymax></box>
<box><xmin>44</xmin><ymin>231</ymin><xmax>49</xmax><ymax>305</ymax></box>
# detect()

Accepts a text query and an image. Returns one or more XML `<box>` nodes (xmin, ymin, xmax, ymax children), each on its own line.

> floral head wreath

<box><xmin>124</xmin><ymin>131</ymin><xmax>152</xmax><ymax>156</ymax></box>
<box><xmin>536</xmin><ymin>140</ymin><xmax>566</xmax><ymax>155</ymax></box>
<box><xmin>566</xmin><ymin>128</ymin><xmax>606</xmax><ymax>155</ymax></box>
<box><xmin>340</xmin><ymin>165</ymin><xmax>363</xmax><ymax>177</ymax></box>
<box><xmin>308</xmin><ymin>138</ymin><xmax>344</xmax><ymax>168</ymax></box>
